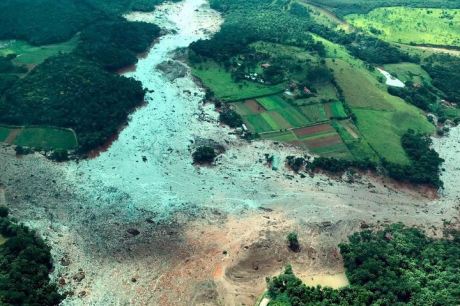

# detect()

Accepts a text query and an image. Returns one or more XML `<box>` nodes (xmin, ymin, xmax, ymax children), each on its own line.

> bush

<box><xmin>192</xmin><ymin>146</ymin><xmax>217</xmax><ymax>164</ymax></box>
<box><xmin>287</xmin><ymin>232</ymin><xmax>300</xmax><ymax>252</ymax></box>
<box><xmin>219</xmin><ymin>107</ymin><xmax>243</xmax><ymax>128</ymax></box>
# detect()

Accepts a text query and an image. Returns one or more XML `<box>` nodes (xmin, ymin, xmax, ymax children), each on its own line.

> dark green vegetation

<box><xmin>0</xmin><ymin>0</ymin><xmax>173</xmax><ymax>45</ymax></box>
<box><xmin>192</xmin><ymin>146</ymin><xmax>217</xmax><ymax>164</ymax></box>
<box><xmin>190</xmin><ymin>0</ymin><xmax>460</xmax><ymax>187</ymax></box>
<box><xmin>384</xmin><ymin>130</ymin><xmax>444</xmax><ymax>188</ymax></box>
<box><xmin>287</xmin><ymin>232</ymin><xmax>300</xmax><ymax>252</ymax></box>
<box><xmin>77</xmin><ymin>19</ymin><xmax>161</xmax><ymax>71</ymax></box>
<box><xmin>0</xmin><ymin>0</ymin><xmax>166</xmax><ymax>154</ymax></box>
<box><xmin>267</xmin><ymin>224</ymin><xmax>460</xmax><ymax>305</ymax></box>
<box><xmin>0</xmin><ymin>208</ymin><xmax>62</xmax><ymax>305</ymax></box>
<box><xmin>0</xmin><ymin>55</ymin><xmax>145</xmax><ymax>152</ymax></box>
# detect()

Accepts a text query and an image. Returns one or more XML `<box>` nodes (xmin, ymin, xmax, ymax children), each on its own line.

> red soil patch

<box><xmin>304</xmin><ymin>135</ymin><xmax>342</xmax><ymax>148</ymax></box>
<box><xmin>293</xmin><ymin>124</ymin><xmax>333</xmax><ymax>137</ymax></box>
<box><xmin>245</xmin><ymin>100</ymin><xmax>265</xmax><ymax>114</ymax></box>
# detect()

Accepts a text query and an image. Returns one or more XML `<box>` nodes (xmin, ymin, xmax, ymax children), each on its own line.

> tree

<box><xmin>287</xmin><ymin>232</ymin><xmax>300</xmax><ymax>252</ymax></box>
<box><xmin>192</xmin><ymin>146</ymin><xmax>217</xmax><ymax>164</ymax></box>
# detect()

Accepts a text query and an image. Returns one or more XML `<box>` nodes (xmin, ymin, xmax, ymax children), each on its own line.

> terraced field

<box><xmin>231</xmin><ymin>95</ymin><xmax>353</xmax><ymax>158</ymax></box>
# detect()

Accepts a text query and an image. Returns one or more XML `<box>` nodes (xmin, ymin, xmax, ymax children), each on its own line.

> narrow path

<box><xmin>4</xmin><ymin>128</ymin><xmax>21</xmax><ymax>144</ymax></box>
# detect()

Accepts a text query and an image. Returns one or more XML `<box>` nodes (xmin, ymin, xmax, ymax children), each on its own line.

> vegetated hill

<box><xmin>0</xmin><ymin>207</ymin><xmax>63</xmax><ymax>306</ymax></box>
<box><xmin>267</xmin><ymin>224</ymin><xmax>460</xmax><ymax>305</ymax></box>
<box><xmin>76</xmin><ymin>19</ymin><xmax>161</xmax><ymax>71</ymax></box>
<box><xmin>0</xmin><ymin>0</ymin><xmax>171</xmax><ymax>45</ymax></box>
<box><xmin>0</xmin><ymin>55</ymin><xmax>146</xmax><ymax>152</ymax></box>
<box><xmin>309</xmin><ymin>0</ymin><xmax>460</xmax><ymax>16</ymax></box>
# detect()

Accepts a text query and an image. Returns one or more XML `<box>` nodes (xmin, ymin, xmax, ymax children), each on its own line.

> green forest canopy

<box><xmin>267</xmin><ymin>224</ymin><xmax>460</xmax><ymax>305</ymax></box>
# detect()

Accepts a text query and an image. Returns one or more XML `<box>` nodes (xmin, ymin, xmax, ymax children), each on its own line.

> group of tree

<box><xmin>76</xmin><ymin>19</ymin><xmax>161</xmax><ymax>71</ymax></box>
<box><xmin>0</xmin><ymin>207</ymin><xmax>63</xmax><ymax>305</ymax></box>
<box><xmin>267</xmin><ymin>224</ymin><xmax>460</xmax><ymax>305</ymax></box>
<box><xmin>383</xmin><ymin>129</ymin><xmax>444</xmax><ymax>188</ymax></box>
<box><xmin>0</xmin><ymin>1</ymin><xmax>167</xmax><ymax>154</ymax></box>
<box><xmin>0</xmin><ymin>55</ymin><xmax>146</xmax><ymax>152</ymax></box>
<box><xmin>423</xmin><ymin>54</ymin><xmax>460</xmax><ymax>104</ymax></box>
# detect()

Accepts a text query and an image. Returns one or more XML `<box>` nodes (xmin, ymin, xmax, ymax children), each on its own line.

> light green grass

<box><xmin>261</xmin><ymin>130</ymin><xmax>298</xmax><ymax>141</ymax></box>
<box><xmin>353</xmin><ymin>109</ymin><xmax>434</xmax><ymax>164</ymax></box>
<box><xmin>250</xmin><ymin>41</ymin><xmax>317</xmax><ymax>63</ymax></box>
<box><xmin>244</xmin><ymin>115</ymin><xmax>273</xmax><ymax>133</ymax></box>
<box><xmin>13</xmin><ymin>127</ymin><xmax>78</xmax><ymax>150</ymax></box>
<box><xmin>0</xmin><ymin>37</ymin><xmax>78</xmax><ymax>65</ymax></box>
<box><xmin>0</xmin><ymin>127</ymin><xmax>10</xmax><ymax>141</ymax></box>
<box><xmin>256</xmin><ymin>95</ymin><xmax>289</xmax><ymax>110</ymax></box>
<box><xmin>346</xmin><ymin>7</ymin><xmax>460</xmax><ymax>47</ymax></box>
<box><xmin>328</xmin><ymin>59</ymin><xmax>395</xmax><ymax>110</ymax></box>
<box><xmin>327</xmin><ymin>101</ymin><xmax>348</xmax><ymax>118</ymax></box>
<box><xmin>191</xmin><ymin>61</ymin><xmax>285</xmax><ymax>101</ymax></box>
<box><xmin>277</xmin><ymin>107</ymin><xmax>309</xmax><ymax>127</ymax></box>
<box><xmin>299</xmin><ymin>104</ymin><xmax>328</xmax><ymax>123</ymax></box>
<box><xmin>383</xmin><ymin>62</ymin><xmax>431</xmax><ymax>85</ymax></box>
<box><xmin>231</xmin><ymin>102</ymin><xmax>254</xmax><ymax>116</ymax></box>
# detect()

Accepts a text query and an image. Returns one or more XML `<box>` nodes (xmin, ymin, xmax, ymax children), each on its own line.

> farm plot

<box><xmin>293</xmin><ymin>123</ymin><xmax>352</xmax><ymax>158</ymax></box>
<box><xmin>324</xmin><ymin>101</ymin><xmax>348</xmax><ymax>118</ymax></box>
<box><xmin>0</xmin><ymin>125</ymin><xmax>78</xmax><ymax>150</ymax></box>
<box><xmin>299</xmin><ymin>103</ymin><xmax>328</xmax><ymax>123</ymax></box>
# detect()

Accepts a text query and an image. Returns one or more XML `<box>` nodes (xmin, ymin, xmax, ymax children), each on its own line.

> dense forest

<box><xmin>0</xmin><ymin>55</ymin><xmax>146</xmax><ymax>151</ymax></box>
<box><xmin>0</xmin><ymin>0</ymin><xmax>173</xmax><ymax>45</ymax></box>
<box><xmin>77</xmin><ymin>19</ymin><xmax>161</xmax><ymax>70</ymax></box>
<box><xmin>267</xmin><ymin>224</ymin><xmax>460</xmax><ymax>305</ymax></box>
<box><xmin>0</xmin><ymin>208</ymin><xmax>62</xmax><ymax>305</ymax></box>
<box><xmin>0</xmin><ymin>0</ymin><xmax>166</xmax><ymax>154</ymax></box>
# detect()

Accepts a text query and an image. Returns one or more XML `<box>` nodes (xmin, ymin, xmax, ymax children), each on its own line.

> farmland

<box><xmin>191</xmin><ymin>60</ymin><xmax>285</xmax><ymax>101</ymax></box>
<box><xmin>0</xmin><ymin>126</ymin><xmax>78</xmax><ymax>150</ymax></box>
<box><xmin>0</xmin><ymin>37</ymin><xmax>78</xmax><ymax>65</ymax></box>
<box><xmin>346</xmin><ymin>8</ymin><xmax>460</xmax><ymax>47</ymax></box>
<box><xmin>231</xmin><ymin>95</ymin><xmax>354</xmax><ymax>159</ymax></box>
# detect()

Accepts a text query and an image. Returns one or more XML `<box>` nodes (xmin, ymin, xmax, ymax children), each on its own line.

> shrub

<box><xmin>287</xmin><ymin>232</ymin><xmax>300</xmax><ymax>252</ymax></box>
<box><xmin>192</xmin><ymin>146</ymin><xmax>217</xmax><ymax>164</ymax></box>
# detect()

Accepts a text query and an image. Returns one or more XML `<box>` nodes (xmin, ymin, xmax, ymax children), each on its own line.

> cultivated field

<box><xmin>0</xmin><ymin>126</ymin><xmax>78</xmax><ymax>150</ymax></box>
<box><xmin>346</xmin><ymin>7</ymin><xmax>460</xmax><ymax>47</ymax></box>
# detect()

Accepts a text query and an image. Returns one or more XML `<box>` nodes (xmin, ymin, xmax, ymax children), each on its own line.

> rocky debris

<box><xmin>78</xmin><ymin>291</ymin><xmax>87</xmax><ymax>298</ymax></box>
<box><xmin>156</xmin><ymin>59</ymin><xmax>188</xmax><ymax>81</ymax></box>
<box><xmin>60</xmin><ymin>255</ymin><xmax>71</xmax><ymax>266</ymax></box>
<box><xmin>72</xmin><ymin>271</ymin><xmax>85</xmax><ymax>282</ymax></box>
<box><xmin>127</xmin><ymin>228</ymin><xmax>140</xmax><ymax>236</ymax></box>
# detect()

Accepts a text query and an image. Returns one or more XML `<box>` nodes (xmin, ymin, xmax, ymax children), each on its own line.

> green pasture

<box><xmin>191</xmin><ymin>60</ymin><xmax>285</xmax><ymax>101</ymax></box>
<box><xmin>328</xmin><ymin>59</ymin><xmax>394</xmax><ymax>110</ymax></box>
<box><xmin>383</xmin><ymin>62</ymin><xmax>431</xmax><ymax>85</ymax></box>
<box><xmin>0</xmin><ymin>37</ymin><xmax>78</xmax><ymax>65</ymax></box>
<box><xmin>353</xmin><ymin>109</ymin><xmax>434</xmax><ymax>164</ymax></box>
<box><xmin>0</xmin><ymin>125</ymin><xmax>78</xmax><ymax>150</ymax></box>
<box><xmin>256</xmin><ymin>95</ymin><xmax>290</xmax><ymax>110</ymax></box>
<box><xmin>346</xmin><ymin>7</ymin><xmax>460</xmax><ymax>47</ymax></box>
<box><xmin>325</xmin><ymin>101</ymin><xmax>347</xmax><ymax>118</ymax></box>
<box><xmin>299</xmin><ymin>104</ymin><xmax>328</xmax><ymax>123</ymax></box>
<box><xmin>0</xmin><ymin>127</ymin><xmax>9</xmax><ymax>141</ymax></box>
<box><xmin>250</xmin><ymin>41</ymin><xmax>317</xmax><ymax>63</ymax></box>
<box><xmin>261</xmin><ymin>130</ymin><xmax>297</xmax><ymax>142</ymax></box>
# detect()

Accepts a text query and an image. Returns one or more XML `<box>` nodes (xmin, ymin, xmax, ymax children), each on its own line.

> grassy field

<box><xmin>382</xmin><ymin>62</ymin><xmax>431</xmax><ymax>84</ymax></box>
<box><xmin>0</xmin><ymin>126</ymin><xmax>78</xmax><ymax>150</ymax></box>
<box><xmin>327</xmin><ymin>58</ymin><xmax>435</xmax><ymax>164</ymax></box>
<box><xmin>0</xmin><ymin>37</ymin><xmax>78</xmax><ymax>65</ymax></box>
<box><xmin>0</xmin><ymin>127</ymin><xmax>10</xmax><ymax>141</ymax></box>
<box><xmin>324</xmin><ymin>101</ymin><xmax>347</xmax><ymax>118</ymax></box>
<box><xmin>346</xmin><ymin>7</ymin><xmax>460</xmax><ymax>47</ymax></box>
<box><xmin>191</xmin><ymin>60</ymin><xmax>285</xmax><ymax>101</ymax></box>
